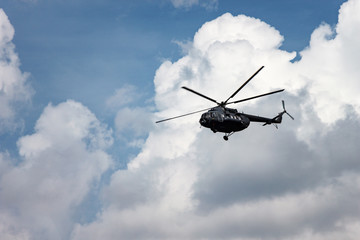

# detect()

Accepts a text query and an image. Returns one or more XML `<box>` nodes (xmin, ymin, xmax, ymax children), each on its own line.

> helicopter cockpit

<box><xmin>201</xmin><ymin>112</ymin><xmax>217</xmax><ymax>120</ymax></box>
<box><xmin>200</xmin><ymin>111</ymin><xmax>222</xmax><ymax>127</ymax></box>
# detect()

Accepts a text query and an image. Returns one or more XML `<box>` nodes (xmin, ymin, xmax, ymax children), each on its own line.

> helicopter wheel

<box><xmin>223</xmin><ymin>132</ymin><xmax>234</xmax><ymax>141</ymax></box>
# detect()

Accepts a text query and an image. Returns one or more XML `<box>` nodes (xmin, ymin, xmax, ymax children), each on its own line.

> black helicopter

<box><xmin>156</xmin><ymin>66</ymin><xmax>294</xmax><ymax>140</ymax></box>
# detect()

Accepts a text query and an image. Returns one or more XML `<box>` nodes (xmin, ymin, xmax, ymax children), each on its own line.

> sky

<box><xmin>1</xmin><ymin>0</ymin><xmax>360</xmax><ymax>239</ymax></box>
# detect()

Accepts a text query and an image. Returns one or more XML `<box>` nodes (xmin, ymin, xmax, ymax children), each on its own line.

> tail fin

<box><xmin>264</xmin><ymin>100</ymin><xmax>294</xmax><ymax>126</ymax></box>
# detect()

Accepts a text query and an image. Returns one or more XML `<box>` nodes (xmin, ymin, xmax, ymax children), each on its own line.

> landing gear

<box><xmin>223</xmin><ymin>132</ymin><xmax>234</xmax><ymax>141</ymax></box>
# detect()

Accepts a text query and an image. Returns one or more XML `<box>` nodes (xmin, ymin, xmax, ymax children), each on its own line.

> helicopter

<box><xmin>156</xmin><ymin>66</ymin><xmax>294</xmax><ymax>141</ymax></box>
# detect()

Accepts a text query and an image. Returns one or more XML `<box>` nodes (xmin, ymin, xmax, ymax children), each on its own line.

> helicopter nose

<box><xmin>200</xmin><ymin>115</ymin><xmax>207</xmax><ymax>125</ymax></box>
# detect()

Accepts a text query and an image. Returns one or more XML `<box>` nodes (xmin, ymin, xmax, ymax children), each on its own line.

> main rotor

<box><xmin>156</xmin><ymin>66</ymin><xmax>284</xmax><ymax>123</ymax></box>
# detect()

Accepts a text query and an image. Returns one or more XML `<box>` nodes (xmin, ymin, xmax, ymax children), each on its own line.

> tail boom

<box><xmin>244</xmin><ymin>100</ymin><xmax>293</xmax><ymax>127</ymax></box>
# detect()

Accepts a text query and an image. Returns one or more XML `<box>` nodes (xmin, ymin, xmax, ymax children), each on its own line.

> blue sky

<box><xmin>2</xmin><ymin>0</ymin><xmax>360</xmax><ymax>239</ymax></box>
<box><xmin>1</xmin><ymin>0</ymin><xmax>345</xmax><ymax>155</ymax></box>
<box><xmin>3</xmin><ymin>0</ymin><xmax>344</xmax><ymax>110</ymax></box>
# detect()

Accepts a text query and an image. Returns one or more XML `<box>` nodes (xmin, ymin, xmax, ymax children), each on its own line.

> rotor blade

<box><xmin>182</xmin><ymin>86</ymin><xmax>220</xmax><ymax>105</ymax></box>
<box><xmin>224</xmin><ymin>66</ymin><xmax>264</xmax><ymax>104</ymax></box>
<box><xmin>282</xmin><ymin>100</ymin><xmax>294</xmax><ymax>120</ymax></box>
<box><xmin>227</xmin><ymin>89</ymin><xmax>285</xmax><ymax>105</ymax></box>
<box><xmin>286</xmin><ymin>112</ymin><xmax>295</xmax><ymax>120</ymax></box>
<box><xmin>155</xmin><ymin>107</ymin><xmax>213</xmax><ymax>123</ymax></box>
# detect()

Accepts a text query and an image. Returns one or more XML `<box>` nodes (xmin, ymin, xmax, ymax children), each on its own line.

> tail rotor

<box><xmin>263</xmin><ymin>100</ymin><xmax>294</xmax><ymax>127</ymax></box>
<box><xmin>282</xmin><ymin>100</ymin><xmax>294</xmax><ymax>120</ymax></box>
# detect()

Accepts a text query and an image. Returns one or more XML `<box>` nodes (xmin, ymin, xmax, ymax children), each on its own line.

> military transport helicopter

<box><xmin>156</xmin><ymin>66</ymin><xmax>294</xmax><ymax>141</ymax></box>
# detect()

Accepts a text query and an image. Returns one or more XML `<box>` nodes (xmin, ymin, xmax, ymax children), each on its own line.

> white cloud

<box><xmin>107</xmin><ymin>85</ymin><xmax>154</xmax><ymax>147</ymax></box>
<box><xmin>72</xmin><ymin>1</ymin><xmax>360</xmax><ymax>239</ymax></box>
<box><xmin>114</xmin><ymin>107</ymin><xmax>153</xmax><ymax>137</ymax></box>
<box><xmin>106</xmin><ymin>85</ymin><xmax>139</xmax><ymax>110</ymax></box>
<box><xmin>0</xmin><ymin>100</ymin><xmax>113</xmax><ymax>239</ymax></box>
<box><xmin>0</xmin><ymin>9</ymin><xmax>32</xmax><ymax>131</ymax></box>
<box><xmin>193</xmin><ymin>13</ymin><xmax>284</xmax><ymax>52</ymax></box>
<box><xmin>106</xmin><ymin>85</ymin><xmax>153</xmax><ymax>137</ymax></box>
<box><xmin>293</xmin><ymin>0</ymin><xmax>360</xmax><ymax>143</ymax></box>
<box><xmin>2</xmin><ymin>0</ymin><xmax>360</xmax><ymax>239</ymax></box>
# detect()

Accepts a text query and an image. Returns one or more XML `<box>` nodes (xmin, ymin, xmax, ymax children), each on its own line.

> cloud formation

<box><xmin>2</xmin><ymin>0</ymin><xmax>360</xmax><ymax>239</ymax></box>
<box><xmin>0</xmin><ymin>100</ymin><xmax>113</xmax><ymax>239</ymax></box>
<box><xmin>0</xmin><ymin>9</ymin><xmax>32</xmax><ymax>131</ymax></box>
<box><xmin>297</xmin><ymin>0</ymin><xmax>360</xmax><ymax>125</ymax></box>
<box><xmin>106</xmin><ymin>85</ymin><xmax>154</xmax><ymax>147</ymax></box>
<box><xmin>73</xmin><ymin>0</ymin><xmax>360</xmax><ymax>239</ymax></box>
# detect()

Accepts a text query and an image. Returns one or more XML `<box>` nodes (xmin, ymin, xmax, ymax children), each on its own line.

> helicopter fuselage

<box><xmin>199</xmin><ymin>106</ymin><xmax>250</xmax><ymax>133</ymax></box>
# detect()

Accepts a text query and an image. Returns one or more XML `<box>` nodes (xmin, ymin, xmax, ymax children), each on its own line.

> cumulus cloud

<box><xmin>0</xmin><ymin>9</ymin><xmax>32</xmax><ymax>131</ymax></box>
<box><xmin>73</xmin><ymin>1</ymin><xmax>360</xmax><ymax>239</ymax></box>
<box><xmin>296</xmin><ymin>0</ymin><xmax>360</xmax><ymax>125</ymax></box>
<box><xmin>2</xmin><ymin>0</ymin><xmax>360</xmax><ymax>239</ymax></box>
<box><xmin>106</xmin><ymin>85</ymin><xmax>154</xmax><ymax>147</ymax></box>
<box><xmin>0</xmin><ymin>100</ymin><xmax>113</xmax><ymax>239</ymax></box>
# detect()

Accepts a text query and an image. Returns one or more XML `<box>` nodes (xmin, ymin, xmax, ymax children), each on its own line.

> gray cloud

<box><xmin>2</xmin><ymin>0</ymin><xmax>360</xmax><ymax>239</ymax></box>
<box><xmin>73</xmin><ymin>1</ymin><xmax>360</xmax><ymax>239</ymax></box>
<box><xmin>194</xmin><ymin>103</ymin><xmax>360</xmax><ymax>210</ymax></box>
